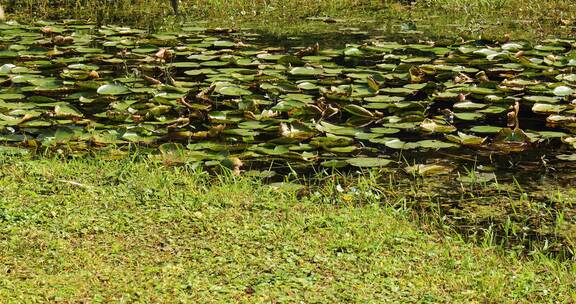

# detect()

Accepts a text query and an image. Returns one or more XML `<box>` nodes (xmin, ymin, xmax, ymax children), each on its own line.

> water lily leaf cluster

<box><xmin>0</xmin><ymin>21</ymin><xmax>575</xmax><ymax>170</ymax></box>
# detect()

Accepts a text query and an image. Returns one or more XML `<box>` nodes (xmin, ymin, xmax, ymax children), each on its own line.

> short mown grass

<box><xmin>0</xmin><ymin>157</ymin><xmax>574</xmax><ymax>302</ymax></box>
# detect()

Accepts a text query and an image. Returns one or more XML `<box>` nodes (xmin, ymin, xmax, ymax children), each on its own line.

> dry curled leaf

<box><xmin>88</xmin><ymin>70</ymin><xmax>100</xmax><ymax>79</ymax></box>
<box><xmin>155</xmin><ymin>48</ymin><xmax>173</xmax><ymax>61</ymax></box>
<box><xmin>41</xmin><ymin>26</ymin><xmax>53</xmax><ymax>34</ymax></box>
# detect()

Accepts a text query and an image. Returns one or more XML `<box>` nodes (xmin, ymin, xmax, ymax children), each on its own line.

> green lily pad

<box><xmin>346</xmin><ymin>157</ymin><xmax>392</xmax><ymax>167</ymax></box>
<box><xmin>557</xmin><ymin>154</ymin><xmax>576</xmax><ymax>161</ymax></box>
<box><xmin>370</xmin><ymin>127</ymin><xmax>400</xmax><ymax>135</ymax></box>
<box><xmin>288</xmin><ymin>67</ymin><xmax>324</xmax><ymax>76</ymax></box>
<box><xmin>343</xmin><ymin>104</ymin><xmax>373</xmax><ymax>118</ymax></box>
<box><xmin>54</xmin><ymin>103</ymin><xmax>83</xmax><ymax>117</ymax></box>
<box><xmin>553</xmin><ymin>86</ymin><xmax>574</xmax><ymax>96</ymax></box>
<box><xmin>454</xmin><ymin>112</ymin><xmax>484</xmax><ymax>121</ymax></box>
<box><xmin>420</xmin><ymin>119</ymin><xmax>456</xmax><ymax>133</ymax></box>
<box><xmin>470</xmin><ymin>126</ymin><xmax>502</xmax><ymax>134</ymax></box>
<box><xmin>97</xmin><ymin>84</ymin><xmax>131</xmax><ymax>95</ymax></box>
<box><xmin>532</xmin><ymin>103</ymin><xmax>567</xmax><ymax>114</ymax></box>
<box><xmin>416</xmin><ymin>140</ymin><xmax>459</xmax><ymax>149</ymax></box>
<box><xmin>317</xmin><ymin>122</ymin><xmax>361</xmax><ymax>136</ymax></box>
<box><xmin>536</xmin><ymin>131</ymin><xmax>568</xmax><ymax>138</ymax></box>
<box><xmin>0</xmin><ymin>94</ymin><xmax>26</xmax><ymax>100</ymax></box>
<box><xmin>453</xmin><ymin>101</ymin><xmax>487</xmax><ymax>110</ymax></box>
<box><xmin>445</xmin><ymin>132</ymin><xmax>486</xmax><ymax>146</ymax></box>
<box><xmin>364</xmin><ymin>95</ymin><xmax>405</xmax><ymax>103</ymax></box>
<box><xmin>321</xmin><ymin>160</ymin><xmax>349</xmax><ymax>168</ymax></box>
<box><xmin>523</xmin><ymin>95</ymin><xmax>561</xmax><ymax>103</ymax></box>
<box><xmin>217</xmin><ymin>86</ymin><xmax>253</xmax><ymax>96</ymax></box>
<box><xmin>405</xmin><ymin>164</ymin><xmax>454</xmax><ymax>176</ymax></box>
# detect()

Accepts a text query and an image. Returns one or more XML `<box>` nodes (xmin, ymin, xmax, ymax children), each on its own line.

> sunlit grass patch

<box><xmin>0</xmin><ymin>157</ymin><xmax>575</xmax><ymax>302</ymax></box>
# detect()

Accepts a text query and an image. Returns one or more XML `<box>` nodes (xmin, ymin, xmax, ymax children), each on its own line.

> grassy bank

<box><xmin>3</xmin><ymin>0</ymin><xmax>576</xmax><ymax>39</ymax></box>
<box><xmin>0</xmin><ymin>157</ymin><xmax>574</xmax><ymax>302</ymax></box>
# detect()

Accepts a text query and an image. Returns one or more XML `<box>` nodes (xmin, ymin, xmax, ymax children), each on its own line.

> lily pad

<box><xmin>289</xmin><ymin>67</ymin><xmax>323</xmax><ymax>76</ymax></box>
<box><xmin>217</xmin><ymin>86</ymin><xmax>253</xmax><ymax>96</ymax></box>
<box><xmin>553</xmin><ymin>86</ymin><xmax>574</xmax><ymax>96</ymax></box>
<box><xmin>469</xmin><ymin>126</ymin><xmax>502</xmax><ymax>134</ymax></box>
<box><xmin>405</xmin><ymin>164</ymin><xmax>454</xmax><ymax>176</ymax></box>
<box><xmin>420</xmin><ymin>119</ymin><xmax>456</xmax><ymax>133</ymax></box>
<box><xmin>346</xmin><ymin>157</ymin><xmax>392</xmax><ymax>168</ymax></box>
<box><xmin>532</xmin><ymin>103</ymin><xmax>567</xmax><ymax>114</ymax></box>
<box><xmin>97</xmin><ymin>84</ymin><xmax>131</xmax><ymax>95</ymax></box>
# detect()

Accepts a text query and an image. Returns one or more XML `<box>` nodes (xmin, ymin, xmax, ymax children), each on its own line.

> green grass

<box><xmin>3</xmin><ymin>0</ymin><xmax>576</xmax><ymax>39</ymax></box>
<box><xmin>0</xmin><ymin>157</ymin><xmax>574</xmax><ymax>302</ymax></box>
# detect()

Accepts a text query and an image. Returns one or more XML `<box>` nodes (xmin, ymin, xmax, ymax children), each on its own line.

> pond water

<box><xmin>0</xmin><ymin>20</ymin><xmax>574</xmax><ymax>257</ymax></box>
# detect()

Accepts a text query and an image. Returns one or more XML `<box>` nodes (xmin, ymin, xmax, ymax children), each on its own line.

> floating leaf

<box><xmin>217</xmin><ymin>86</ymin><xmax>253</xmax><ymax>96</ymax></box>
<box><xmin>97</xmin><ymin>84</ymin><xmax>131</xmax><ymax>95</ymax></box>
<box><xmin>289</xmin><ymin>67</ymin><xmax>323</xmax><ymax>76</ymax></box>
<box><xmin>405</xmin><ymin>164</ymin><xmax>454</xmax><ymax>176</ymax></box>
<box><xmin>536</xmin><ymin>131</ymin><xmax>567</xmax><ymax>138</ymax></box>
<box><xmin>470</xmin><ymin>126</ymin><xmax>502</xmax><ymax>134</ymax></box>
<box><xmin>553</xmin><ymin>86</ymin><xmax>574</xmax><ymax>96</ymax></box>
<box><xmin>445</xmin><ymin>132</ymin><xmax>486</xmax><ymax>146</ymax></box>
<box><xmin>523</xmin><ymin>95</ymin><xmax>560</xmax><ymax>103</ymax></box>
<box><xmin>317</xmin><ymin>122</ymin><xmax>360</xmax><ymax>136</ymax></box>
<box><xmin>343</xmin><ymin>104</ymin><xmax>374</xmax><ymax>118</ymax></box>
<box><xmin>344</xmin><ymin>47</ymin><xmax>363</xmax><ymax>57</ymax></box>
<box><xmin>364</xmin><ymin>95</ymin><xmax>404</xmax><ymax>103</ymax></box>
<box><xmin>321</xmin><ymin>160</ymin><xmax>349</xmax><ymax>168</ymax></box>
<box><xmin>494</xmin><ymin>127</ymin><xmax>532</xmax><ymax>143</ymax></box>
<box><xmin>453</xmin><ymin>101</ymin><xmax>487</xmax><ymax>110</ymax></box>
<box><xmin>54</xmin><ymin>103</ymin><xmax>83</xmax><ymax>118</ymax></box>
<box><xmin>557</xmin><ymin>154</ymin><xmax>576</xmax><ymax>161</ymax></box>
<box><xmin>532</xmin><ymin>103</ymin><xmax>567</xmax><ymax>114</ymax></box>
<box><xmin>416</xmin><ymin>140</ymin><xmax>459</xmax><ymax>149</ymax></box>
<box><xmin>454</xmin><ymin>112</ymin><xmax>484</xmax><ymax>121</ymax></box>
<box><xmin>370</xmin><ymin>127</ymin><xmax>400</xmax><ymax>135</ymax></box>
<box><xmin>346</xmin><ymin>157</ymin><xmax>392</xmax><ymax>167</ymax></box>
<box><xmin>420</xmin><ymin>119</ymin><xmax>456</xmax><ymax>133</ymax></box>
